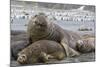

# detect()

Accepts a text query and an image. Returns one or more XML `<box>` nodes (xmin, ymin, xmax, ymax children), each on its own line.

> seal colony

<box><xmin>12</xmin><ymin>13</ymin><xmax>95</xmax><ymax>64</ymax></box>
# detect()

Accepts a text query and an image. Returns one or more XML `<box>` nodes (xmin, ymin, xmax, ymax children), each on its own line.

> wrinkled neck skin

<box><xmin>29</xmin><ymin>21</ymin><xmax>55</xmax><ymax>40</ymax></box>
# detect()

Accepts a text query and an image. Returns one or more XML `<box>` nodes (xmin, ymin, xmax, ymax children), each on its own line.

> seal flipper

<box><xmin>39</xmin><ymin>52</ymin><xmax>56</xmax><ymax>63</ymax></box>
<box><xmin>53</xmin><ymin>51</ymin><xmax>65</xmax><ymax>60</ymax></box>
<box><xmin>61</xmin><ymin>38</ymin><xmax>80</xmax><ymax>57</ymax></box>
<box><xmin>68</xmin><ymin>47</ymin><xmax>80</xmax><ymax>57</ymax></box>
<box><xmin>38</xmin><ymin>52</ymin><xmax>48</xmax><ymax>63</ymax></box>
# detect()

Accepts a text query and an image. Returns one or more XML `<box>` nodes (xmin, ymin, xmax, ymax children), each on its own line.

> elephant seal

<box><xmin>11</xmin><ymin>40</ymin><xmax>29</xmax><ymax>60</ymax></box>
<box><xmin>11</xmin><ymin>31</ymin><xmax>29</xmax><ymax>60</ymax></box>
<box><xmin>27</xmin><ymin>13</ymin><xmax>81</xmax><ymax>57</ymax></box>
<box><xmin>76</xmin><ymin>37</ymin><xmax>95</xmax><ymax>53</ymax></box>
<box><xmin>17</xmin><ymin>40</ymin><xmax>65</xmax><ymax>64</ymax></box>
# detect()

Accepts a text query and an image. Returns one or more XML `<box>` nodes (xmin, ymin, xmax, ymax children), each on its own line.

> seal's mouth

<box><xmin>35</xmin><ymin>22</ymin><xmax>47</xmax><ymax>27</ymax></box>
<box><xmin>33</xmin><ymin>21</ymin><xmax>47</xmax><ymax>31</ymax></box>
<box><xmin>33</xmin><ymin>14</ymin><xmax>48</xmax><ymax>27</ymax></box>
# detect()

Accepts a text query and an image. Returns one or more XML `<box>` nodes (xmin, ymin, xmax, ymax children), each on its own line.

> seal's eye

<box><xmin>17</xmin><ymin>54</ymin><xmax>27</xmax><ymax>64</ymax></box>
<box><xmin>22</xmin><ymin>55</ymin><xmax>26</xmax><ymax>58</ymax></box>
<box><xmin>35</xmin><ymin>21</ymin><xmax>40</xmax><ymax>26</ymax></box>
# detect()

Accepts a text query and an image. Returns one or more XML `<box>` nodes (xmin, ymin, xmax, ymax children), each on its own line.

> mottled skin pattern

<box><xmin>17</xmin><ymin>40</ymin><xmax>65</xmax><ymax>64</ymax></box>
<box><xmin>27</xmin><ymin>13</ymin><xmax>81</xmax><ymax>57</ymax></box>
<box><xmin>76</xmin><ymin>37</ymin><xmax>95</xmax><ymax>53</ymax></box>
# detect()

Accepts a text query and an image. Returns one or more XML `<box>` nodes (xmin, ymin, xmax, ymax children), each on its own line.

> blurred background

<box><xmin>10</xmin><ymin>0</ymin><xmax>95</xmax><ymax>35</ymax></box>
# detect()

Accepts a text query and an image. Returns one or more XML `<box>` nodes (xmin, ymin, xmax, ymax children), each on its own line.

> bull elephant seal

<box><xmin>17</xmin><ymin>40</ymin><xmax>65</xmax><ymax>64</ymax></box>
<box><xmin>76</xmin><ymin>37</ymin><xmax>95</xmax><ymax>53</ymax></box>
<box><xmin>27</xmin><ymin>13</ymin><xmax>81</xmax><ymax>57</ymax></box>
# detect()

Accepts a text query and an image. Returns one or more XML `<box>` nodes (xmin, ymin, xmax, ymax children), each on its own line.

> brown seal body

<box><xmin>27</xmin><ymin>13</ymin><xmax>81</xmax><ymax>57</ymax></box>
<box><xmin>17</xmin><ymin>40</ymin><xmax>65</xmax><ymax>64</ymax></box>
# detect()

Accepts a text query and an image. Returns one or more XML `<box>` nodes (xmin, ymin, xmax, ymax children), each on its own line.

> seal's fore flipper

<box><xmin>39</xmin><ymin>52</ymin><xmax>48</xmax><ymax>61</ymax></box>
<box><xmin>61</xmin><ymin>38</ymin><xmax>80</xmax><ymax>57</ymax></box>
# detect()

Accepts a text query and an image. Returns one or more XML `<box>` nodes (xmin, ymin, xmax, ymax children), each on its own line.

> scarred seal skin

<box><xmin>27</xmin><ymin>13</ymin><xmax>81</xmax><ymax>57</ymax></box>
<box><xmin>17</xmin><ymin>40</ymin><xmax>65</xmax><ymax>64</ymax></box>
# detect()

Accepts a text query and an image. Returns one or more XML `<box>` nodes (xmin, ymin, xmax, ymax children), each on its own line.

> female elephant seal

<box><xmin>27</xmin><ymin>13</ymin><xmax>81</xmax><ymax>57</ymax></box>
<box><xmin>76</xmin><ymin>37</ymin><xmax>95</xmax><ymax>53</ymax></box>
<box><xmin>17</xmin><ymin>40</ymin><xmax>65</xmax><ymax>64</ymax></box>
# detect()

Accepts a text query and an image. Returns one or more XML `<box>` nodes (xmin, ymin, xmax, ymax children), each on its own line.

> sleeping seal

<box><xmin>17</xmin><ymin>40</ymin><xmax>65</xmax><ymax>64</ymax></box>
<box><xmin>27</xmin><ymin>13</ymin><xmax>81</xmax><ymax>57</ymax></box>
<box><xmin>76</xmin><ymin>37</ymin><xmax>95</xmax><ymax>53</ymax></box>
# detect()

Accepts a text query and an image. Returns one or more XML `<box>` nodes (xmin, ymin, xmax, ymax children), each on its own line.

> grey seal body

<box><xmin>27</xmin><ymin>14</ymin><xmax>81</xmax><ymax>57</ymax></box>
<box><xmin>11</xmin><ymin>31</ymin><xmax>29</xmax><ymax>60</ymax></box>
<box><xmin>17</xmin><ymin>40</ymin><xmax>65</xmax><ymax>64</ymax></box>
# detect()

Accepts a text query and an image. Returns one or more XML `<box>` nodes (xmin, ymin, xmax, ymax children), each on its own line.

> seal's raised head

<box><xmin>29</xmin><ymin>13</ymin><xmax>49</xmax><ymax>31</ymax></box>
